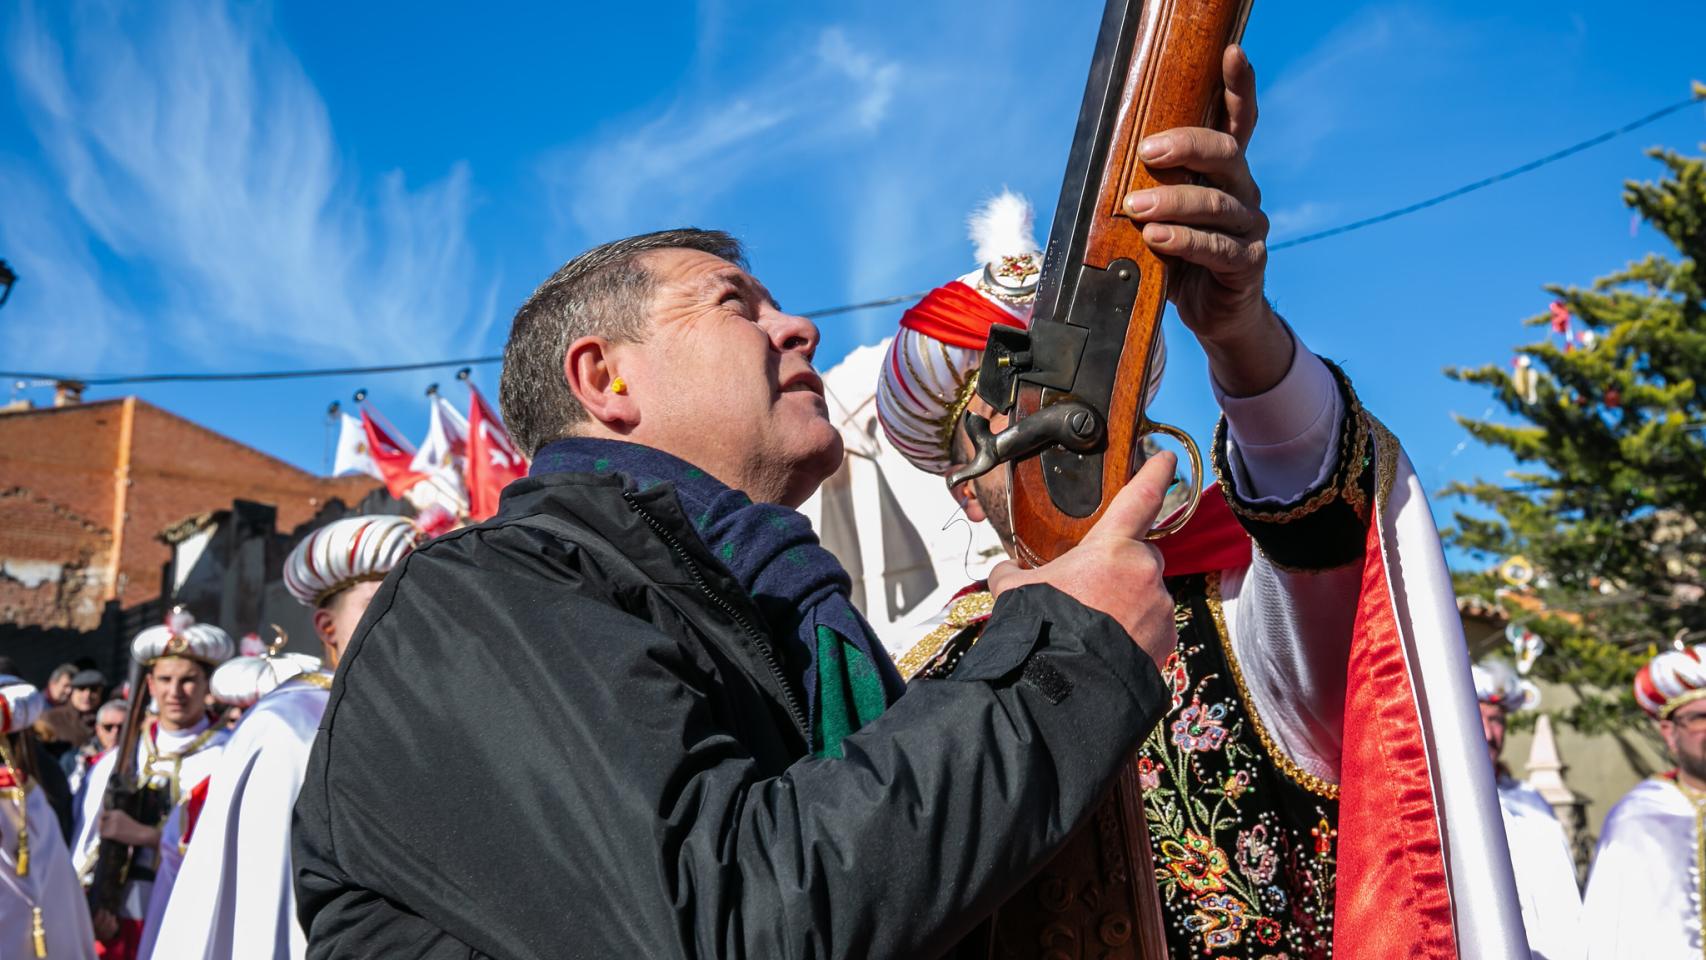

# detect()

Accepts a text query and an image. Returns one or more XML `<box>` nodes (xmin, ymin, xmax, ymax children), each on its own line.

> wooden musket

<box><xmin>85</xmin><ymin>658</ymin><xmax>164</xmax><ymax>918</ymax></box>
<box><xmin>949</xmin><ymin>0</ymin><xmax>1252</xmax><ymax>956</ymax></box>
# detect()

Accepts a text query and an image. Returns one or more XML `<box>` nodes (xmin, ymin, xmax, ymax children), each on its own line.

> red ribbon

<box><xmin>1334</xmin><ymin>514</ymin><xmax>1459</xmax><ymax>957</ymax></box>
<box><xmin>898</xmin><ymin>281</ymin><xmax>1026</xmax><ymax>349</ymax></box>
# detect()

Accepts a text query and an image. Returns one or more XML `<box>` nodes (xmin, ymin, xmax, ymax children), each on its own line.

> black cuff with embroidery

<box><xmin>1210</xmin><ymin>358</ymin><xmax>1375</xmax><ymax>572</ymax></box>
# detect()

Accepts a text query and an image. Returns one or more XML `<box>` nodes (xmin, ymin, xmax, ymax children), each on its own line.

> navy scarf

<box><xmin>530</xmin><ymin>438</ymin><xmax>905</xmax><ymax>757</ymax></box>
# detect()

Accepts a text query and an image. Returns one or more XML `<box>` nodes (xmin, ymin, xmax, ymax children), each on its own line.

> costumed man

<box><xmin>1474</xmin><ymin>658</ymin><xmax>1583</xmax><ymax>960</ymax></box>
<box><xmin>875</xmin><ymin>49</ymin><xmax>1526</xmax><ymax>959</ymax></box>
<box><xmin>1</xmin><ymin>674</ymin><xmax>97</xmax><ymax>960</ymax></box>
<box><xmin>1581</xmin><ymin>644</ymin><xmax>1706</xmax><ymax>958</ymax></box>
<box><xmin>148</xmin><ymin>514</ymin><xmax>423</xmax><ymax>960</ymax></box>
<box><xmin>72</xmin><ymin>611</ymin><xmax>234</xmax><ymax>960</ymax></box>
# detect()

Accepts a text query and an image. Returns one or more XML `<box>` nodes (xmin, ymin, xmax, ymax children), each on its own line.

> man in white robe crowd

<box><xmin>1583</xmin><ymin>643</ymin><xmax>1706</xmax><ymax>958</ymax></box>
<box><xmin>1473</xmin><ymin>658</ymin><xmax>1583</xmax><ymax>960</ymax></box>
<box><xmin>2</xmin><ymin>673</ymin><xmax>96</xmax><ymax>960</ymax></box>
<box><xmin>148</xmin><ymin>514</ymin><xmax>424</xmax><ymax>960</ymax></box>
<box><xmin>71</xmin><ymin>611</ymin><xmax>234</xmax><ymax>959</ymax></box>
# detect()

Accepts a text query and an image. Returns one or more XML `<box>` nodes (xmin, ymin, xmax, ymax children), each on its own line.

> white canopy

<box><xmin>798</xmin><ymin>340</ymin><xmax>1003</xmax><ymax>658</ymax></box>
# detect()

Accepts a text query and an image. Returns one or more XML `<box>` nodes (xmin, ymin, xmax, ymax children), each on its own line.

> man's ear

<box><xmin>563</xmin><ymin>337</ymin><xmax>638</xmax><ymax>431</ymax></box>
<box><xmin>949</xmin><ymin>475</ymin><xmax>988</xmax><ymax>523</ymax></box>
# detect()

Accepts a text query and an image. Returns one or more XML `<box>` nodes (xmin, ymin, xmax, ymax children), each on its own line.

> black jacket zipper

<box><xmin>623</xmin><ymin>491</ymin><xmax>810</xmax><ymax>740</ymax></box>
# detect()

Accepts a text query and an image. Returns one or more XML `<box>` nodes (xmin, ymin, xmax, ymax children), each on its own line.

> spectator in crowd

<box><xmin>70</xmin><ymin>699</ymin><xmax>127</xmax><ymax>799</ymax></box>
<box><xmin>44</xmin><ymin>663</ymin><xmax>77</xmax><ymax>705</ymax></box>
<box><xmin>68</xmin><ymin>669</ymin><xmax>106</xmax><ymax>719</ymax></box>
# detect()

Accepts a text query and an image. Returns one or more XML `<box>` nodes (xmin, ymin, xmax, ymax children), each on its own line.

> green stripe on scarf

<box><xmin>814</xmin><ymin>625</ymin><xmax>889</xmax><ymax>759</ymax></box>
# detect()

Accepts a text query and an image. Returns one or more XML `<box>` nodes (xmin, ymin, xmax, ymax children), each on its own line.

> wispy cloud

<box><xmin>1255</xmin><ymin>6</ymin><xmax>1462</xmax><ymax>175</ymax></box>
<box><xmin>542</xmin><ymin>26</ymin><xmax>900</xmax><ymax>243</ymax></box>
<box><xmin>5</xmin><ymin>0</ymin><xmax>489</xmax><ymax>370</ymax></box>
<box><xmin>0</xmin><ymin>162</ymin><xmax>138</xmax><ymax>372</ymax></box>
<box><xmin>1266</xmin><ymin>200</ymin><xmax>1340</xmax><ymax>239</ymax></box>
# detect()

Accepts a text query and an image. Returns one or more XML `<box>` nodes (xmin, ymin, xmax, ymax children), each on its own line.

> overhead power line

<box><xmin>1</xmin><ymin>293</ymin><xmax>933</xmax><ymax>386</ymax></box>
<box><xmin>5</xmin><ymin>90</ymin><xmax>1701</xmax><ymax>389</ymax></box>
<box><xmin>1268</xmin><ymin>89</ymin><xmax>1704</xmax><ymax>251</ymax></box>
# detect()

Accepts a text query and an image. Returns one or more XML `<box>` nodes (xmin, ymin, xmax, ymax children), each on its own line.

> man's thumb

<box><xmin>1088</xmin><ymin>451</ymin><xmax>1176</xmax><ymax>542</ymax></box>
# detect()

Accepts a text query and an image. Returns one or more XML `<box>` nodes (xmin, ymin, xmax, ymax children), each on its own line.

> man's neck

<box><xmin>156</xmin><ymin>714</ymin><xmax>206</xmax><ymax>736</ymax></box>
<box><xmin>1676</xmin><ymin>767</ymin><xmax>1706</xmax><ymax>795</ymax></box>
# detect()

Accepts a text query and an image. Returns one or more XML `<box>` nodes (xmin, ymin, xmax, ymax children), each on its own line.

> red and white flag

<box><xmin>332</xmin><ymin>413</ymin><xmax>384</xmax><ymax>480</ymax></box>
<box><xmin>465</xmin><ymin>384</ymin><xmax>525</xmax><ymax>520</ymax></box>
<box><xmin>408</xmin><ymin>394</ymin><xmax>471</xmax><ymax>515</ymax></box>
<box><xmin>361</xmin><ymin>407</ymin><xmax>426</xmax><ymax>500</ymax></box>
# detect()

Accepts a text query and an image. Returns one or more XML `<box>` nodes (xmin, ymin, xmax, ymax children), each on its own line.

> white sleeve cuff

<box><xmin>1211</xmin><ymin>344</ymin><xmax>1342</xmax><ymax>503</ymax></box>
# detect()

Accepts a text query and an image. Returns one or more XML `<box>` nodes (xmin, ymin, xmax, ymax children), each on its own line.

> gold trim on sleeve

<box><xmin>895</xmin><ymin>591</ymin><xmax>994</xmax><ymax>681</ymax></box>
<box><xmin>1206</xmin><ymin>573</ymin><xmax>1341</xmax><ymax>800</ymax></box>
<box><xmin>1212</xmin><ymin>359</ymin><xmax>1375</xmax><ymax>527</ymax></box>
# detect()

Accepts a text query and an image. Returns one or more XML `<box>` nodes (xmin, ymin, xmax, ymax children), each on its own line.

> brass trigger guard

<box><xmin>1142</xmin><ymin>421</ymin><xmax>1202</xmax><ymax>541</ymax></box>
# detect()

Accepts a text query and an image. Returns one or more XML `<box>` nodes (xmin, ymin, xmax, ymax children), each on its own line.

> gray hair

<box><xmin>97</xmin><ymin>699</ymin><xmax>128</xmax><ymax>719</ymax></box>
<box><xmin>499</xmin><ymin>228</ymin><xmax>746</xmax><ymax>458</ymax></box>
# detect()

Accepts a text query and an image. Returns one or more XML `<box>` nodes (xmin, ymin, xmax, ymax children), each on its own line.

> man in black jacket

<box><xmin>292</xmin><ymin>229</ymin><xmax>1180</xmax><ymax>959</ymax></box>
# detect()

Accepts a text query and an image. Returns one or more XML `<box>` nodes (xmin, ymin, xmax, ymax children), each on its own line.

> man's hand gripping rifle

<box><xmin>950</xmin><ymin>0</ymin><xmax>1254</xmax><ymax>567</ymax></box>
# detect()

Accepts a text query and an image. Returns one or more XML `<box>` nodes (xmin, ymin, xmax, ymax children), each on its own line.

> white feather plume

<box><xmin>967</xmin><ymin>190</ymin><xmax>1039</xmax><ymax>266</ymax></box>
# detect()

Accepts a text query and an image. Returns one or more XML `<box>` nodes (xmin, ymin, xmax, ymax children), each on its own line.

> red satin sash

<box><xmin>1333</xmin><ymin>510</ymin><xmax>1458</xmax><ymax>957</ymax></box>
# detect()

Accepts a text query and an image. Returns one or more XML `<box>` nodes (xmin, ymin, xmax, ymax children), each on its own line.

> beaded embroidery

<box><xmin>1139</xmin><ymin>579</ymin><xmax>1339</xmax><ymax>958</ymax></box>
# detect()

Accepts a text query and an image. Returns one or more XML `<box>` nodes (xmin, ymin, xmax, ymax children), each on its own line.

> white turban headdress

<box><xmin>1472</xmin><ymin>658</ymin><xmax>1539</xmax><ymax>712</ymax></box>
<box><xmin>0</xmin><ymin>676</ymin><xmax>47</xmax><ymax>734</ymax></box>
<box><xmin>876</xmin><ymin>191</ymin><xmax>1164</xmax><ymax>477</ymax></box>
<box><xmin>283</xmin><ymin>514</ymin><xmax>424</xmax><ymax>608</ymax></box>
<box><xmin>1634</xmin><ymin>644</ymin><xmax>1706</xmax><ymax>719</ymax></box>
<box><xmin>132</xmin><ymin>608</ymin><xmax>236</xmax><ymax>668</ymax></box>
<box><xmin>210</xmin><ymin>652</ymin><xmax>324</xmax><ymax>708</ymax></box>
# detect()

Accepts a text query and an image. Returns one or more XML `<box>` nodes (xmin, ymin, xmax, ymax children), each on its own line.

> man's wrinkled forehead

<box><xmin>642</xmin><ymin>247</ymin><xmax>779</xmax><ymax>310</ymax></box>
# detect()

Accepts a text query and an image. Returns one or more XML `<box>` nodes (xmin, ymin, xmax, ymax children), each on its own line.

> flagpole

<box><xmin>354</xmin><ymin>389</ymin><xmax>418</xmax><ymax>454</ymax></box>
<box><xmin>324</xmin><ymin>401</ymin><xmax>340</xmax><ymax>475</ymax></box>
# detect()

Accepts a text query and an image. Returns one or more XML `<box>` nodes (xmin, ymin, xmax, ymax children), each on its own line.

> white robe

<box><xmin>147</xmin><ymin>677</ymin><xmax>330</xmax><ymax>960</ymax></box>
<box><xmin>1582</xmin><ymin>777</ymin><xmax>1703</xmax><ymax>959</ymax></box>
<box><xmin>1497</xmin><ymin>776</ymin><xmax>1584</xmax><ymax>960</ymax></box>
<box><xmin>72</xmin><ymin>717</ymin><xmax>228</xmax><ymax>923</ymax></box>
<box><xmin>1</xmin><ymin>779</ymin><xmax>97</xmax><ymax>960</ymax></box>
<box><xmin>1214</xmin><ymin>350</ymin><xmax>1530</xmax><ymax>956</ymax></box>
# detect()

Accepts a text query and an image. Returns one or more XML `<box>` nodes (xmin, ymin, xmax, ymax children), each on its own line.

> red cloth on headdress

<box><xmin>899</xmin><ymin>280</ymin><xmax>1026</xmax><ymax>349</ymax></box>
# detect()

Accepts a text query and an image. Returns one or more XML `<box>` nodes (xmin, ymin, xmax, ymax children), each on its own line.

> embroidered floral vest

<box><xmin>1140</xmin><ymin>572</ymin><xmax>1338</xmax><ymax>959</ymax></box>
<box><xmin>912</xmin><ymin>359</ymin><xmax>1371</xmax><ymax>960</ymax></box>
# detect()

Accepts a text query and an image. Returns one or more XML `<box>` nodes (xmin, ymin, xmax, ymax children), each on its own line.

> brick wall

<box><xmin>0</xmin><ymin>398</ymin><xmax>382</xmax><ymax>628</ymax></box>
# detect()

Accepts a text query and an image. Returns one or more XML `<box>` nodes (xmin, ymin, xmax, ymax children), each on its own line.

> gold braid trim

<box><xmin>895</xmin><ymin>591</ymin><xmax>994</xmax><ymax>681</ymax></box>
<box><xmin>937</xmin><ymin>374</ymin><xmax>980</xmax><ymax>462</ymax></box>
<box><xmin>142</xmin><ymin>721</ymin><xmax>222</xmax><ymax>804</ymax></box>
<box><xmin>294</xmin><ymin>672</ymin><xmax>335</xmax><ymax>691</ymax></box>
<box><xmin>1206</xmin><ymin>572</ymin><xmax>1341</xmax><ymax>800</ymax></box>
<box><xmin>1366</xmin><ymin>411</ymin><xmax>1399</xmax><ymax>514</ymax></box>
<box><xmin>0</xmin><ymin>737</ymin><xmax>28</xmax><ymax>878</ymax></box>
<box><xmin>1212</xmin><ymin>359</ymin><xmax>1374</xmax><ymax>527</ymax></box>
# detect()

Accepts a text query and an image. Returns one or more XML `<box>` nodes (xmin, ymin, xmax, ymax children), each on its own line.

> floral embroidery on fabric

<box><xmin>1138</xmin><ymin>756</ymin><xmax>1162</xmax><ymax>791</ymax></box>
<box><xmin>1172</xmin><ymin>700</ymin><xmax>1230</xmax><ymax>752</ymax></box>
<box><xmin>1162</xmin><ymin>831</ymin><xmax>1232</xmax><ymax>894</ymax></box>
<box><xmin>1141</xmin><ymin>585</ymin><xmax>1338</xmax><ymax>958</ymax></box>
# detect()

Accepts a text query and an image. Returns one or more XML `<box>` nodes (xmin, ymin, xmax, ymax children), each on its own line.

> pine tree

<box><xmin>1445</xmin><ymin>133</ymin><xmax>1706</xmax><ymax>735</ymax></box>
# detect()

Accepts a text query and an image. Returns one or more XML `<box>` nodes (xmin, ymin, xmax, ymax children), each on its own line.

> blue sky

<box><xmin>2</xmin><ymin>0</ymin><xmax>1702</xmax><ymax>561</ymax></box>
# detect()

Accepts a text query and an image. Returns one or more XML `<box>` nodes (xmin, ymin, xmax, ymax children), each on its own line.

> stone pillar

<box><xmin>1524</xmin><ymin>713</ymin><xmax>1593</xmax><ymax>883</ymax></box>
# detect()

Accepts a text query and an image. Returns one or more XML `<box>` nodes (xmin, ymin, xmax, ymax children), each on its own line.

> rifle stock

<box><xmin>958</xmin><ymin>3</ymin><xmax>1252</xmax><ymax>957</ymax></box>
<box><xmin>85</xmin><ymin>658</ymin><xmax>163</xmax><ymax>917</ymax></box>
<box><xmin>1005</xmin><ymin>0</ymin><xmax>1250</xmax><ymax>568</ymax></box>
